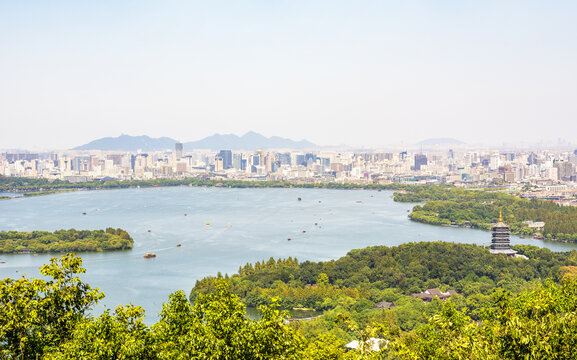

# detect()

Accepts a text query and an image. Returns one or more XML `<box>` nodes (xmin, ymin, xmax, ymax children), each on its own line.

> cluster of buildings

<box><xmin>2</xmin><ymin>146</ymin><xmax>577</xmax><ymax>201</ymax></box>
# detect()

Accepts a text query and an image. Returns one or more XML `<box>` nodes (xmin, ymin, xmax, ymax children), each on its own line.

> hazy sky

<box><xmin>1</xmin><ymin>1</ymin><xmax>576</xmax><ymax>150</ymax></box>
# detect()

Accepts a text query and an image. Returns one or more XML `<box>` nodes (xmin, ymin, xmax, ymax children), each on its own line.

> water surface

<box><xmin>0</xmin><ymin>187</ymin><xmax>574</xmax><ymax>321</ymax></box>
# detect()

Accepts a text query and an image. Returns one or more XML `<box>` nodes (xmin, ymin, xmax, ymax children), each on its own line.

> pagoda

<box><xmin>489</xmin><ymin>211</ymin><xmax>517</xmax><ymax>256</ymax></box>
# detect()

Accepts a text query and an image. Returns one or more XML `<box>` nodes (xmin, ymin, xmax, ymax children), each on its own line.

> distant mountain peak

<box><xmin>73</xmin><ymin>134</ymin><xmax>178</xmax><ymax>151</ymax></box>
<box><xmin>72</xmin><ymin>132</ymin><xmax>318</xmax><ymax>152</ymax></box>
<box><xmin>185</xmin><ymin>132</ymin><xmax>317</xmax><ymax>150</ymax></box>
<box><xmin>418</xmin><ymin>138</ymin><xmax>465</xmax><ymax>146</ymax></box>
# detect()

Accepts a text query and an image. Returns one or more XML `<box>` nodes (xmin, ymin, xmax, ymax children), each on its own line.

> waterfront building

<box><xmin>489</xmin><ymin>211</ymin><xmax>517</xmax><ymax>256</ymax></box>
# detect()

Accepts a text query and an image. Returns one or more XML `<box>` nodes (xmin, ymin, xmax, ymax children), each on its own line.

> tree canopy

<box><xmin>0</xmin><ymin>228</ymin><xmax>133</xmax><ymax>254</ymax></box>
<box><xmin>395</xmin><ymin>185</ymin><xmax>577</xmax><ymax>242</ymax></box>
<box><xmin>3</xmin><ymin>249</ymin><xmax>577</xmax><ymax>359</ymax></box>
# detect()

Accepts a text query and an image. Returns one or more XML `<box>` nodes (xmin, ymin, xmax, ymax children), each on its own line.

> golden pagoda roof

<box><xmin>493</xmin><ymin>210</ymin><xmax>508</xmax><ymax>227</ymax></box>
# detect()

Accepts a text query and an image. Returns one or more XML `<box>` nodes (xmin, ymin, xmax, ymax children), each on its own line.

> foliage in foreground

<box><xmin>0</xmin><ymin>254</ymin><xmax>104</xmax><ymax>358</ymax></box>
<box><xmin>389</xmin><ymin>278</ymin><xmax>577</xmax><ymax>359</ymax></box>
<box><xmin>3</xmin><ymin>253</ymin><xmax>577</xmax><ymax>359</ymax></box>
<box><xmin>0</xmin><ymin>228</ymin><xmax>133</xmax><ymax>254</ymax></box>
<box><xmin>0</xmin><ymin>254</ymin><xmax>306</xmax><ymax>359</ymax></box>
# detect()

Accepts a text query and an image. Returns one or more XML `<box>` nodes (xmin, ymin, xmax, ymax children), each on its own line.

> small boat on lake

<box><xmin>143</xmin><ymin>253</ymin><xmax>156</xmax><ymax>259</ymax></box>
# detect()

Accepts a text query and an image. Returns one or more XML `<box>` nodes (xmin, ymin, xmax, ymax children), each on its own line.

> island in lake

<box><xmin>0</xmin><ymin>228</ymin><xmax>133</xmax><ymax>254</ymax></box>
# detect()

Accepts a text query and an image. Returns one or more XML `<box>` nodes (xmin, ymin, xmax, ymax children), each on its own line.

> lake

<box><xmin>1</xmin><ymin>186</ymin><xmax>575</xmax><ymax>321</ymax></box>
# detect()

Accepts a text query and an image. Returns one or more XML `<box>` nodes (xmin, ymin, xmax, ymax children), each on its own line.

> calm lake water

<box><xmin>1</xmin><ymin>187</ymin><xmax>576</xmax><ymax>321</ymax></box>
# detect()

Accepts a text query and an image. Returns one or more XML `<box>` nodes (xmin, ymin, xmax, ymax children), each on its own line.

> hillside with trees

<box><xmin>3</xmin><ymin>251</ymin><xmax>577</xmax><ymax>359</ymax></box>
<box><xmin>394</xmin><ymin>185</ymin><xmax>577</xmax><ymax>242</ymax></box>
<box><xmin>191</xmin><ymin>242</ymin><xmax>577</xmax><ymax>342</ymax></box>
<box><xmin>0</xmin><ymin>228</ymin><xmax>133</xmax><ymax>253</ymax></box>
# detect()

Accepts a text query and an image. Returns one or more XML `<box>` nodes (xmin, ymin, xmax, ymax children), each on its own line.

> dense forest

<box><xmin>394</xmin><ymin>185</ymin><xmax>577</xmax><ymax>242</ymax></box>
<box><xmin>191</xmin><ymin>242</ymin><xmax>577</xmax><ymax>342</ymax></box>
<box><xmin>0</xmin><ymin>228</ymin><xmax>133</xmax><ymax>253</ymax></box>
<box><xmin>3</xmin><ymin>251</ymin><xmax>577</xmax><ymax>359</ymax></box>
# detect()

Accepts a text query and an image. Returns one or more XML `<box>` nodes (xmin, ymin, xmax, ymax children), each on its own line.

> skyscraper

<box><xmin>414</xmin><ymin>154</ymin><xmax>427</xmax><ymax>171</ymax></box>
<box><xmin>233</xmin><ymin>153</ymin><xmax>244</xmax><ymax>170</ymax></box>
<box><xmin>219</xmin><ymin>150</ymin><xmax>232</xmax><ymax>169</ymax></box>
<box><xmin>175</xmin><ymin>142</ymin><xmax>183</xmax><ymax>159</ymax></box>
<box><xmin>214</xmin><ymin>156</ymin><xmax>224</xmax><ymax>172</ymax></box>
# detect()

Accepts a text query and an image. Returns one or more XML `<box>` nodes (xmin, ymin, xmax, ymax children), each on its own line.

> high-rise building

<box><xmin>175</xmin><ymin>142</ymin><xmax>183</xmax><ymax>159</ymax></box>
<box><xmin>554</xmin><ymin>161</ymin><xmax>575</xmax><ymax>181</ymax></box>
<box><xmin>295</xmin><ymin>154</ymin><xmax>306</xmax><ymax>167</ymax></box>
<box><xmin>71</xmin><ymin>156</ymin><xmax>91</xmax><ymax>172</ymax></box>
<box><xmin>219</xmin><ymin>150</ymin><xmax>232</xmax><ymax>169</ymax></box>
<box><xmin>277</xmin><ymin>153</ymin><xmax>291</xmax><ymax>166</ymax></box>
<box><xmin>5</xmin><ymin>153</ymin><xmax>39</xmax><ymax>163</ymax></box>
<box><xmin>414</xmin><ymin>154</ymin><xmax>427</xmax><ymax>170</ymax></box>
<box><xmin>233</xmin><ymin>153</ymin><xmax>245</xmax><ymax>170</ymax></box>
<box><xmin>214</xmin><ymin>156</ymin><xmax>224</xmax><ymax>172</ymax></box>
<box><xmin>251</xmin><ymin>154</ymin><xmax>261</xmax><ymax>166</ymax></box>
<box><xmin>489</xmin><ymin>153</ymin><xmax>500</xmax><ymax>170</ymax></box>
<box><xmin>305</xmin><ymin>153</ymin><xmax>318</xmax><ymax>167</ymax></box>
<box><xmin>528</xmin><ymin>153</ymin><xmax>539</xmax><ymax>165</ymax></box>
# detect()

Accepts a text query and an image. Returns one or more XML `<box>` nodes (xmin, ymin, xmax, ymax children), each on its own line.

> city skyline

<box><xmin>1</xmin><ymin>1</ymin><xmax>576</xmax><ymax>149</ymax></box>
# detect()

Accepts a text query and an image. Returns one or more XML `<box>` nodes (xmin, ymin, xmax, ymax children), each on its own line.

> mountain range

<box><xmin>73</xmin><ymin>132</ymin><xmax>318</xmax><ymax>151</ymax></box>
<box><xmin>417</xmin><ymin>138</ymin><xmax>465</xmax><ymax>147</ymax></box>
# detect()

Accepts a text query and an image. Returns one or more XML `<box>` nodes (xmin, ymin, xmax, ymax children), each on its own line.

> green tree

<box><xmin>45</xmin><ymin>304</ymin><xmax>152</xmax><ymax>360</ymax></box>
<box><xmin>152</xmin><ymin>280</ymin><xmax>304</xmax><ymax>359</ymax></box>
<box><xmin>0</xmin><ymin>253</ymin><xmax>103</xmax><ymax>359</ymax></box>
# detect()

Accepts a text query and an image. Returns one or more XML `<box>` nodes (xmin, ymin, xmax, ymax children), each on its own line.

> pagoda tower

<box><xmin>489</xmin><ymin>211</ymin><xmax>517</xmax><ymax>256</ymax></box>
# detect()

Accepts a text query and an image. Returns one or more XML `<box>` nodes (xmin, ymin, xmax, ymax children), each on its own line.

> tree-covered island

<box><xmin>0</xmin><ymin>228</ymin><xmax>133</xmax><ymax>254</ymax></box>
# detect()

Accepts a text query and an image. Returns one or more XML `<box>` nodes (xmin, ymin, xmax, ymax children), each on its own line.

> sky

<box><xmin>1</xmin><ymin>1</ymin><xmax>576</xmax><ymax>150</ymax></box>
